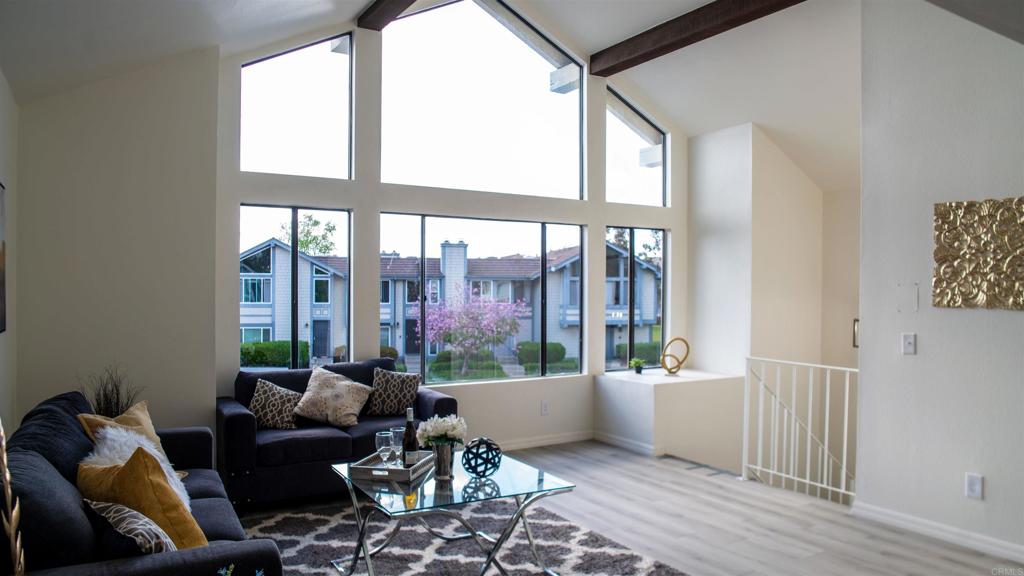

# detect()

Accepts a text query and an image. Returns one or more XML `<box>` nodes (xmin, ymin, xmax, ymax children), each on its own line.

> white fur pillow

<box><xmin>81</xmin><ymin>426</ymin><xmax>191</xmax><ymax>511</ymax></box>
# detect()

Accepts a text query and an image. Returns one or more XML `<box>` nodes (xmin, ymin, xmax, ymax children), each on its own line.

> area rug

<box><xmin>241</xmin><ymin>499</ymin><xmax>686</xmax><ymax>575</ymax></box>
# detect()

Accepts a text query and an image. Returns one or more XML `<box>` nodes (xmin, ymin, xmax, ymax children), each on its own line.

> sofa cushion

<box><xmin>181</xmin><ymin>468</ymin><xmax>229</xmax><ymax>500</ymax></box>
<box><xmin>9</xmin><ymin>403</ymin><xmax>95</xmax><ymax>483</ymax></box>
<box><xmin>20</xmin><ymin>390</ymin><xmax>93</xmax><ymax>423</ymax></box>
<box><xmin>191</xmin><ymin>498</ymin><xmax>246</xmax><ymax>542</ymax></box>
<box><xmin>235</xmin><ymin>357</ymin><xmax>396</xmax><ymax>407</ymax></box>
<box><xmin>366</xmin><ymin>368</ymin><xmax>420</xmax><ymax>416</ymax></box>
<box><xmin>344</xmin><ymin>416</ymin><xmax>415</xmax><ymax>459</ymax></box>
<box><xmin>249</xmin><ymin>379</ymin><xmax>302</xmax><ymax>430</ymax></box>
<box><xmin>3</xmin><ymin>449</ymin><xmax>96</xmax><ymax>571</ymax></box>
<box><xmin>86</xmin><ymin>499</ymin><xmax>177</xmax><ymax>555</ymax></box>
<box><xmin>256</xmin><ymin>426</ymin><xmax>352</xmax><ymax>467</ymax></box>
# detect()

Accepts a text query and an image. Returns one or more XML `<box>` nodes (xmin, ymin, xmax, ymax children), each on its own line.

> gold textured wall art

<box><xmin>660</xmin><ymin>337</ymin><xmax>690</xmax><ymax>374</ymax></box>
<box><xmin>933</xmin><ymin>196</ymin><xmax>1024</xmax><ymax>310</ymax></box>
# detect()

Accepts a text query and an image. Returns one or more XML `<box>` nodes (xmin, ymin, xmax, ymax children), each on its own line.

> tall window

<box><xmin>606</xmin><ymin>89</ymin><xmax>666</xmax><ymax>206</ymax></box>
<box><xmin>380</xmin><ymin>214</ymin><xmax>583</xmax><ymax>383</ymax></box>
<box><xmin>605</xmin><ymin>227</ymin><xmax>664</xmax><ymax>370</ymax></box>
<box><xmin>241</xmin><ymin>34</ymin><xmax>352</xmax><ymax>179</ymax></box>
<box><xmin>239</xmin><ymin>206</ymin><xmax>350</xmax><ymax>369</ymax></box>
<box><xmin>382</xmin><ymin>0</ymin><xmax>582</xmax><ymax>198</ymax></box>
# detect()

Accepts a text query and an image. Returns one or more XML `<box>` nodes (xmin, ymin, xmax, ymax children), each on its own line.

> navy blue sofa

<box><xmin>2</xmin><ymin>391</ymin><xmax>281</xmax><ymax>575</ymax></box>
<box><xmin>216</xmin><ymin>358</ymin><xmax>457</xmax><ymax>505</ymax></box>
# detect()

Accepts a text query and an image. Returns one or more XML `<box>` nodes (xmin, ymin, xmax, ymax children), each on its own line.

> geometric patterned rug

<box><xmin>241</xmin><ymin>499</ymin><xmax>687</xmax><ymax>575</ymax></box>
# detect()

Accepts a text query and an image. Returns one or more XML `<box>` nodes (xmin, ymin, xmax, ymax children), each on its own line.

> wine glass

<box><xmin>391</xmin><ymin>426</ymin><xmax>406</xmax><ymax>464</ymax></box>
<box><xmin>375</xmin><ymin>431</ymin><xmax>394</xmax><ymax>467</ymax></box>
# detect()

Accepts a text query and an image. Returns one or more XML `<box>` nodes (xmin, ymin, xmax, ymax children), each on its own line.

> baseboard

<box><xmin>851</xmin><ymin>501</ymin><xmax>1024</xmax><ymax>564</ymax></box>
<box><xmin>593</xmin><ymin>430</ymin><xmax>656</xmax><ymax>456</ymax></box>
<box><xmin>500</xmin><ymin>430</ymin><xmax>594</xmax><ymax>451</ymax></box>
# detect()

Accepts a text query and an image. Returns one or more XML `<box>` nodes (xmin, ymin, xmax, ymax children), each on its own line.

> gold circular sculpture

<box><xmin>660</xmin><ymin>337</ymin><xmax>691</xmax><ymax>374</ymax></box>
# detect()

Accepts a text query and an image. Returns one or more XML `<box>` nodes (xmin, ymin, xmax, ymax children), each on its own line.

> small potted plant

<box><xmin>417</xmin><ymin>415</ymin><xmax>467</xmax><ymax>480</ymax></box>
<box><xmin>629</xmin><ymin>358</ymin><xmax>645</xmax><ymax>375</ymax></box>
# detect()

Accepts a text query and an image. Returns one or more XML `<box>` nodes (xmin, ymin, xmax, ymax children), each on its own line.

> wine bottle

<box><xmin>403</xmin><ymin>407</ymin><xmax>419</xmax><ymax>467</ymax></box>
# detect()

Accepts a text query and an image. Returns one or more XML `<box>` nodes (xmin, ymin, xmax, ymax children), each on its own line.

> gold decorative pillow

<box><xmin>294</xmin><ymin>367</ymin><xmax>373</xmax><ymax>427</ymax></box>
<box><xmin>78</xmin><ymin>401</ymin><xmax>166</xmax><ymax>458</ymax></box>
<box><xmin>78</xmin><ymin>448</ymin><xmax>208</xmax><ymax>550</ymax></box>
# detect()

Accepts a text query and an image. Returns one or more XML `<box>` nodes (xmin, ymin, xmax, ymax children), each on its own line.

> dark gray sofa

<box><xmin>217</xmin><ymin>358</ymin><xmax>457</xmax><ymax>505</ymax></box>
<box><xmin>1</xmin><ymin>391</ymin><xmax>281</xmax><ymax>575</ymax></box>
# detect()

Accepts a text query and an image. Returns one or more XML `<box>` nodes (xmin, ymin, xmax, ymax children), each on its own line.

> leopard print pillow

<box><xmin>249</xmin><ymin>379</ymin><xmax>302</xmax><ymax>429</ymax></box>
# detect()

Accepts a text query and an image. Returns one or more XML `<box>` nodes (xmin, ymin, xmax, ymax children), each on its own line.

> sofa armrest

<box><xmin>156</xmin><ymin>427</ymin><xmax>214</xmax><ymax>470</ymax></box>
<box><xmin>30</xmin><ymin>538</ymin><xmax>282</xmax><ymax>576</ymax></box>
<box><xmin>217</xmin><ymin>397</ymin><xmax>257</xmax><ymax>477</ymax></box>
<box><xmin>416</xmin><ymin>387</ymin><xmax>457</xmax><ymax>419</ymax></box>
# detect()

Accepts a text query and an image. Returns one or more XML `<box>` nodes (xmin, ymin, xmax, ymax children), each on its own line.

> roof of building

<box><xmin>242</xmin><ymin>239</ymin><xmax>659</xmax><ymax>280</ymax></box>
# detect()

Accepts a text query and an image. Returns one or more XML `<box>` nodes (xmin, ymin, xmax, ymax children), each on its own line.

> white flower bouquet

<box><xmin>416</xmin><ymin>415</ymin><xmax>467</xmax><ymax>447</ymax></box>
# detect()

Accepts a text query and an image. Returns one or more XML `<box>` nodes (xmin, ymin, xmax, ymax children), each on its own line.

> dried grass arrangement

<box><xmin>79</xmin><ymin>365</ymin><xmax>144</xmax><ymax>418</ymax></box>
<box><xmin>1</xmin><ymin>418</ymin><xmax>25</xmax><ymax>575</ymax></box>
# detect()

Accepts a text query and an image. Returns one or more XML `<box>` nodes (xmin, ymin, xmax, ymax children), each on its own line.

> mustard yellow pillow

<box><xmin>78</xmin><ymin>401</ymin><xmax>166</xmax><ymax>457</ymax></box>
<box><xmin>78</xmin><ymin>448</ymin><xmax>208</xmax><ymax>550</ymax></box>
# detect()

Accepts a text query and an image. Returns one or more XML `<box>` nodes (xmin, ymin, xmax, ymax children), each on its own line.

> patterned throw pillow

<box><xmin>249</xmin><ymin>379</ymin><xmax>302</xmax><ymax>429</ymax></box>
<box><xmin>294</xmin><ymin>367</ymin><xmax>374</xmax><ymax>427</ymax></box>
<box><xmin>366</xmin><ymin>368</ymin><xmax>420</xmax><ymax>416</ymax></box>
<box><xmin>86</xmin><ymin>499</ymin><xmax>177</xmax><ymax>554</ymax></box>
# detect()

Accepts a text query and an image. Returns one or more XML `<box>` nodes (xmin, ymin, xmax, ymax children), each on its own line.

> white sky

<box><xmin>238</xmin><ymin>0</ymin><xmax>662</xmax><ymax>258</ymax></box>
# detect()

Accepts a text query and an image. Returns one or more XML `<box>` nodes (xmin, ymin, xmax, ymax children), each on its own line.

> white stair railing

<box><xmin>741</xmin><ymin>357</ymin><xmax>858</xmax><ymax>503</ymax></box>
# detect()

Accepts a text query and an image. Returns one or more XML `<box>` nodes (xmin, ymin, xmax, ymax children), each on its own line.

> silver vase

<box><xmin>433</xmin><ymin>444</ymin><xmax>454</xmax><ymax>480</ymax></box>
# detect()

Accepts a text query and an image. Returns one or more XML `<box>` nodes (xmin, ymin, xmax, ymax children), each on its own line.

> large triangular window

<box><xmin>382</xmin><ymin>0</ymin><xmax>582</xmax><ymax>199</ymax></box>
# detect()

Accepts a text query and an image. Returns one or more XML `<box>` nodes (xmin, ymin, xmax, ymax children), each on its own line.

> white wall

<box><xmin>689</xmin><ymin>124</ymin><xmax>823</xmax><ymax>374</ymax></box>
<box><xmin>751</xmin><ymin>125</ymin><xmax>823</xmax><ymax>364</ymax></box>
<box><xmin>688</xmin><ymin>124</ymin><xmax>752</xmax><ymax>374</ymax></box>
<box><xmin>855</xmin><ymin>0</ymin><xmax>1024</xmax><ymax>561</ymax></box>
<box><xmin>17</xmin><ymin>48</ymin><xmax>220</xmax><ymax>427</ymax></box>
<box><xmin>0</xmin><ymin>66</ymin><xmax>17</xmax><ymax>428</ymax></box>
<box><xmin>216</xmin><ymin>23</ymin><xmax>689</xmax><ymax>449</ymax></box>
<box><xmin>822</xmin><ymin>187</ymin><xmax>860</xmax><ymax>368</ymax></box>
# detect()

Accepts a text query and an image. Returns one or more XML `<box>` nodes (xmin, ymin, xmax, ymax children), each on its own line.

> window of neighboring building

<box><xmin>240</xmin><ymin>277</ymin><xmax>272</xmax><ymax>303</ymax></box>
<box><xmin>239</xmin><ymin>206</ymin><xmax>350</xmax><ymax>369</ymax></box>
<box><xmin>380</xmin><ymin>280</ymin><xmax>391</xmax><ymax>304</ymax></box>
<box><xmin>606</xmin><ymin>88</ymin><xmax>666</xmax><ymax>206</ymax></box>
<box><xmin>406</xmin><ymin>280</ymin><xmax>421</xmax><ymax>303</ymax></box>
<box><xmin>380</xmin><ymin>325</ymin><xmax>391</xmax><ymax>347</ymax></box>
<box><xmin>382</xmin><ymin>0</ymin><xmax>582</xmax><ymax>199</ymax></box>
<box><xmin>241</xmin><ymin>34</ymin><xmax>352</xmax><ymax>179</ymax></box>
<box><xmin>241</xmin><ymin>327</ymin><xmax>272</xmax><ymax>343</ymax></box>
<box><xmin>604</xmin><ymin>226</ymin><xmax>664</xmax><ymax>371</ymax></box>
<box><xmin>381</xmin><ymin>213</ymin><xmax>583</xmax><ymax>382</ymax></box>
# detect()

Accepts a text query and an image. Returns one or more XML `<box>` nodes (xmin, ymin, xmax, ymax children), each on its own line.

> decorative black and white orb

<box><xmin>461</xmin><ymin>437</ymin><xmax>502</xmax><ymax>478</ymax></box>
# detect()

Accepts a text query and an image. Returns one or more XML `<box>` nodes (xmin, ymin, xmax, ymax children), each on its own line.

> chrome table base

<box><xmin>331</xmin><ymin>479</ymin><xmax>567</xmax><ymax>576</ymax></box>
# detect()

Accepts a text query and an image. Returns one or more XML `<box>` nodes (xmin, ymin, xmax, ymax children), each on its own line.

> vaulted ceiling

<box><xmin>0</xmin><ymin>0</ymin><xmax>861</xmax><ymax>196</ymax></box>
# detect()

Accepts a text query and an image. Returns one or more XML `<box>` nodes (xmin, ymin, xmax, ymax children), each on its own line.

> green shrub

<box><xmin>379</xmin><ymin>345</ymin><xmax>399</xmax><ymax>360</ymax></box>
<box><xmin>434</xmin><ymin>349</ymin><xmax>495</xmax><ymax>364</ymax></box>
<box><xmin>516</xmin><ymin>342</ymin><xmax>567</xmax><ymax>364</ymax></box>
<box><xmin>241</xmin><ymin>341</ymin><xmax>310</xmax><ymax>368</ymax></box>
<box><xmin>428</xmin><ymin>359</ymin><xmax>507</xmax><ymax>381</ymax></box>
<box><xmin>522</xmin><ymin>358</ymin><xmax>579</xmax><ymax>376</ymax></box>
<box><xmin>395</xmin><ymin>362</ymin><xmax>408</xmax><ymax>372</ymax></box>
<box><xmin>615</xmin><ymin>342</ymin><xmax>660</xmax><ymax>364</ymax></box>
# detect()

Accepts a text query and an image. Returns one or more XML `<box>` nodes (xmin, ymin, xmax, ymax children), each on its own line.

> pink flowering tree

<box><xmin>417</xmin><ymin>289</ymin><xmax>529</xmax><ymax>377</ymax></box>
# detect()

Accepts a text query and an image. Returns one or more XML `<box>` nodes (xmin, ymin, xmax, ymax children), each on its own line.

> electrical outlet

<box><xmin>965</xmin><ymin>473</ymin><xmax>984</xmax><ymax>500</ymax></box>
<box><xmin>900</xmin><ymin>332</ymin><xmax>917</xmax><ymax>355</ymax></box>
<box><xmin>541</xmin><ymin>400</ymin><xmax>550</xmax><ymax>417</ymax></box>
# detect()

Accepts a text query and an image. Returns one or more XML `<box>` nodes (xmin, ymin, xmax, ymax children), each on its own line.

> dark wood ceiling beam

<box><xmin>590</xmin><ymin>0</ymin><xmax>806</xmax><ymax>77</ymax></box>
<box><xmin>358</xmin><ymin>0</ymin><xmax>417</xmax><ymax>31</ymax></box>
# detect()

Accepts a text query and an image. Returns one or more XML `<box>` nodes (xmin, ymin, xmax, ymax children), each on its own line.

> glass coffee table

<box><xmin>331</xmin><ymin>454</ymin><xmax>574</xmax><ymax>576</ymax></box>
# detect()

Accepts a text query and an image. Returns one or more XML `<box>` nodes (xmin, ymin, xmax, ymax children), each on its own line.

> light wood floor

<box><xmin>513</xmin><ymin>441</ymin><xmax>1021</xmax><ymax>576</ymax></box>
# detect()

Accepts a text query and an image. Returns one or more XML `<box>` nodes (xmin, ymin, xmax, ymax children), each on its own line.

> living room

<box><xmin>0</xmin><ymin>0</ymin><xmax>1022</xmax><ymax>574</ymax></box>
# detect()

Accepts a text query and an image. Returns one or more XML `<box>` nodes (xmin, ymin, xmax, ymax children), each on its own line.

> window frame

<box><xmin>605</xmin><ymin>226</ymin><xmax>665</xmax><ymax>371</ymax></box>
<box><xmin>240</xmin><ymin>203</ymin><xmax>351</xmax><ymax>369</ymax></box>
<box><xmin>240</xmin><ymin>32</ymin><xmax>355</xmax><ymax>180</ymax></box>
<box><xmin>606</xmin><ymin>87</ymin><xmax>668</xmax><ymax>207</ymax></box>
<box><xmin>240</xmin><ymin>276</ymin><xmax>272</xmax><ymax>304</ymax></box>
<box><xmin>381</xmin><ymin>212</ymin><xmax>584</xmax><ymax>380</ymax></box>
<box><xmin>380</xmin><ymin>280</ymin><xmax>392</xmax><ymax>304</ymax></box>
<box><xmin>313</xmin><ymin>275</ymin><xmax>331</xmax><ymax>305</ymax></box>
<box><xmin>406</xmin><ymin>279</ymin><xmax>421</xmax><ymax>304</ymax></box>
<box><xmin>384</xmin><ymin>0</ymin><xmax>585</xmax><ymax>200</ymax></box>
<box><xmin>240</xmin><ymin>326</ymin><xmax>272</xmax><ymax>343</ymax></box>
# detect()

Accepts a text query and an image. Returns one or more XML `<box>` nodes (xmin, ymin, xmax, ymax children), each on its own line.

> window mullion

<box><xmin>419</xmin><ymin>216</ymin><xmax>427</xmax><ymax>379</ymax></box>
<box><xmin>290</xmin><ymin>208</ymin><xmax>300</xmax><ymax>369</ymax></box>
<box><xmin>627</xmin><ymin>228</ymin><xmax>636</xmax><ymax>364</ymax></box>
<box><xmin>540</xmin><ymin>224</ymin><xmax>548</xmax><ymax>376</ymax></box>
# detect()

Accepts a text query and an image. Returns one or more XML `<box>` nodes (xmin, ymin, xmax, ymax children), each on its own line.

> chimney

<box><xmin>440</xmin><ymin>241</ymin><xmax>467</xmax><ymax>304</ymax></box>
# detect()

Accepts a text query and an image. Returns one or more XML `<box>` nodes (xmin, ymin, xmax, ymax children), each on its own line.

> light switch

<box><xmin>901</xmin><ymin>333</ymin><xmax>917</xmax><ymax>355</ymax></box>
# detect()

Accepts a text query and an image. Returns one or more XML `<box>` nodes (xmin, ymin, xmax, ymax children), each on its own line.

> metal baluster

<box><xmin>823</xmin><ymin>368</ymin><xmax>831</xmax><ymax>497</ymax></box>
<box><xmin>757</xmin><ymin>362</ymin><xmax>765</xmax><ymax>474</ymax></box>
<box><xmin>841</xmin><ymin>370</ymin><xmax>850</xmax><ymax>495</ymax></box>
<box><xmin>806</xmin><ymin>367</ymin><xmax>814</xmax><ymax>495</ymax></box>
